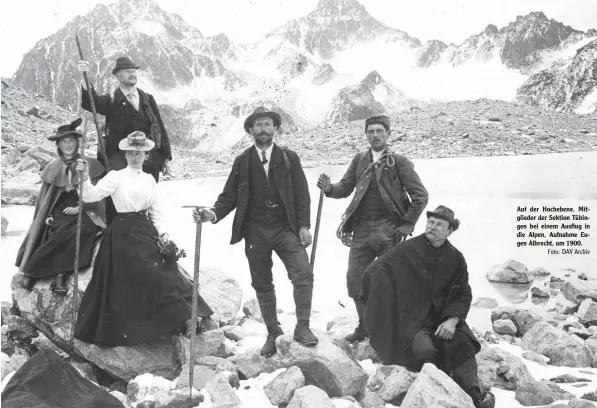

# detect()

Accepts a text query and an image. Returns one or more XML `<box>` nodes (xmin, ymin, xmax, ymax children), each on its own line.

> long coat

<box><xmin>361</xmin><ymin>234</ymin><xmax>481</xmax><ymax>372</ymax></box>
<box><xmin>327</xmin><ymin>149</ymin><xmax>428</xmax><ymax>231</ymax></box>
<box><xmin>15</xmin><ymin>157</ymin><xmax>106</xmax><ymax>272</ymax></box>
<box><xmin>212</xmin><ymin>144</ymin><xmax>311</xmax><ymax>245</ymax></box>
<box><xmin>81</xmin><ymin>86</ymin><xmax>172</xmax><ymax>169</ymax></box>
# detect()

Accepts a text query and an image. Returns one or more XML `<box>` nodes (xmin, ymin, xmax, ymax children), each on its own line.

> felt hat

<box><xmin>365</xmin><ymin>114</ymin><xmax>391</xmax><ymax>132</ymax></box>
<box><xmin>112</xmin><ymin>57</ymin><xmax>140</xmax><ymax>75</ymax></box>
<box><xmin>48</xmin><ymin>118</ymin><xmax>83</xmax><ymax>141</ymax></box>
<box><xmin>243</xmin><ymin>106</ymin><xmax>282</xmax><ymax>134</ymax></box>
<box><xmin>118</xmin><ymin>131</ymin><xmax>155</xmax><ymax>152</ymax></box>
<box><xmin>426</xmin><ymin>205</ymin><xmax>460</xmax><ymax>230</ymax></box>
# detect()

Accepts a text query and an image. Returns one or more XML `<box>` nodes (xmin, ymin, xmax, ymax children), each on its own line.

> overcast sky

<box><xmin>1</xmin><ymin>0</ymin><xmax>595</xmax><ymax>77</ymax></box>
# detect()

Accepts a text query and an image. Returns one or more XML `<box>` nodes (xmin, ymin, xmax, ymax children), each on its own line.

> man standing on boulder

<box><xmin>192</xmin><ymin>107</ymin><xmax>318</xmax><ymax>356</ymax></box>
<box><xmin>361</xmin><ymin>206</ymin><xmax>495</xmax><ymax>408</ymax></box>
<box><xmin>77</xmin><ymin>57</ymin><xmax>172</xmax><ymax>221</ymax></box>
<box><xmin>317</xmin><ymin>114</ymin><xmax>428</xmax><ymax>343</ymax></box>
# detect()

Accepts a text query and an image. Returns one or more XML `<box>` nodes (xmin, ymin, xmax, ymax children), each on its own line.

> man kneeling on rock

<box><xmin>361</xmin><ymin>205</ymin><xmax>495</xmax><ymax>408</ymax></box>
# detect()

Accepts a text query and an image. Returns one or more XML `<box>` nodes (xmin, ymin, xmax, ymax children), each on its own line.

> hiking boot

<box><xmin>473</xmin><ymin>391</ymin><xmax>495</xmax><ymax>408</ymax></box>
<box><xmin>344</xmin><ymin>322</ymin><xmax>368</xmax><ymax>343</ymax></box>
<box><xmin>294</xmin><ymin>323</ymin><xmax>318</xmax><ymax>346</ymax></box>
<box><xmin>261</xmin><ymin>326</ymin><xmax>284</xmax><ymax>357</ymax></box>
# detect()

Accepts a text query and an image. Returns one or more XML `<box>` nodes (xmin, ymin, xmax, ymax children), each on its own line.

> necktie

<box><xmin>128</xmin><ymin>93</ymin><xmax>138</xmax><ymax>110</ymax></box>
<box><xmin>261</xmin><ymin>150</ymin><xmax>268</xmax><ymax>165</ymax></box>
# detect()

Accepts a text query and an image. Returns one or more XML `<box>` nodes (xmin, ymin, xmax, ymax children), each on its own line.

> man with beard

<box><xmin>317</xmin><ymin>114</ymin><xmax>428</xmax><ymax>343</ymax></box>
<box><xmin>77</xmin><ymin>57</ymin><xmax>172</xmax><ymax>222</ymax></box>
<box><xmin>361</xmin><ymin>205</ymin><xmax>495</xmax><ymax>408</ymax></box>
<box><xmin>192</xmin><ymin>107</ymin><xmax>317</xmax><ymax>356</ymax></box>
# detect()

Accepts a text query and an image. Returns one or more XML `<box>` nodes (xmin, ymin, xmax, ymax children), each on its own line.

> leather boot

<box><xmin>256</xmin><ymin>291</ymin><xmax>283</xmax><ymax>357</ymax></box>
<box><xmin>293</xmin><ymin>285</ymin><xmax>318</xmax><ymax>346</ymax></box>
<box><xmin>345</xmin><ymin>298</ymin><xmax>368</xmax><ymax>343</ymax></box>
<box><xmin>469</xmin><ymin>387</ymin><xmax>495</xmax><ymax>408</ymax></box>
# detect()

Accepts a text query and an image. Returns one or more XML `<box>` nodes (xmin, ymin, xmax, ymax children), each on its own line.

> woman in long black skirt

<box><xmin>16</xmin><ymin>119</ymin><xmax>106</xmax><ymax>294</ymax></box>
<box><xmin>73</xmin><ymin>131</ymin><xmax>215</xmax><ymax>346</ymax></box>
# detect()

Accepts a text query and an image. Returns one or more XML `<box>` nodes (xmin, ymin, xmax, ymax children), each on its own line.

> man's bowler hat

<box><xmin>427</xmin><ymin>205</ymin><xmax>460</xmax><ymax>231</ymax></box>
<box><xmin>112</xmin><ymin>57</ymin><xmax>140</xmax><ymax>75</ymax></box>
<box><xmin>243</xmin><ymin>106</ymin><xmax>282</xmax><ymax>134</ymax></box>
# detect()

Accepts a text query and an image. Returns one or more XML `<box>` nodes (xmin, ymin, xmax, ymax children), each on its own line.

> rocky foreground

<box><xmin>2</xmin><ymin>251</ymin><xmax>597</xmax><ymax>407</ymax></box>
<box><xmin>2</xmin><ymin>81</ymin><xmax>597</xmax><ymax>205</ymax></box>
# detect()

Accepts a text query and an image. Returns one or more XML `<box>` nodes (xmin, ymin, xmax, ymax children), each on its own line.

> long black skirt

<box><xmin>74</xmin><ymin>211</ymin><xmax>213</xmax><ymax>346</ymax></box>
<box><xmin>23</xmin><ymin>213</ymin><xmax>100</xmax><ymax>278</ymax></box>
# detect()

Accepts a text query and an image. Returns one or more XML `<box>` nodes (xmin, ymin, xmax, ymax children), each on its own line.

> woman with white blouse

<box><xmin>73</xmin><ymin>131</ymin><xmax>215</xmax><ymax>346</ymax></box>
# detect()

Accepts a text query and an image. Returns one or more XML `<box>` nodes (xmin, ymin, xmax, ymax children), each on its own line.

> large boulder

<box><xmin>579</xmin><ymin>299</ymin><xmax>597</xmax><ymax>326</ymax></box>
<box><xmin>490</xmin><ymin>307</ymin><xmax>544</xmax><ymax>335</ymax></box>
<box><xmin>522</xmin><ymin>322</ymin><xmax>594</xmax><ymax>367</ymax></box>
<box><xmin>177</xmin><ymin>356</ymin><xmax>239</xmax><ymax>390</ymax></box>
<box><xmin>400</xmin><ymin>363</ymin><xmax>475</xmax><ymax>408</ymax></box>
<box><xmin>205</xmin><ymin>372</ymin><xmax>242</xmax><ymax>407</ymax></box>
<box><xmin>288</xmin><ymin>385</ymin><xmax>333</xmax><ymax>408</ymax></box>
<box><xmin>366</xmin><ymin>365</ymin><xmax>417</xmax><ymax>402</ymax></box>
<box><xmin>179</xmin><ymin>330</ymin><xmax>231</xmax><ymax>361</ymax></box>
<box><xmin>477</xmin><ymin>346</ymin><xmax>535</xmax><ymax>391</ymax></box>
<box><xmin>230</xmin><ymin>333</ymin><xmax>367</xmax><ymax>398</ymax></box>
<box><xmin>264</xmin><ymin>366</ymin><xmax>305</xmax><ymax>406</ymax></box>
<box><xmin>198</xmin><ymin>268</ymin><xmax>242</xmax><ymax>326</ymax></box>
<box><xmin>563</xmin><ymin>281</ymin><xmax>597</xmax><ymax>305</ymax></box>
<box><xmin>1</xmin><ymin>172</ymin><xmax>41</xmax><ymax>205</ymax></box>
<box><xmin>486</xmin><ymin>260</ymin><xmax>533</xmax><ymax>283</ymax></box>
<box><xmin>493</xmin><ymin>319</ymin><xmax>517</xmax><ymax>335</ymax></box>
<box><xmin>326</xmin><ymin>315</ymin><xmax>359</xmax><ymax>337</ymax></box>
<box><xmin>11</xmin><ymin>248</ymin><xmax>240</xmax><ymax>381</ymax></box>
<box><xmin>515</xmin><ymin>380</ymin><xmax>574</xmax><ymax>406</ymax></box>
<box><xmin>242</xmin><ymin>298</ymin><xmax>264</xmax><ymax>323</ymax></box>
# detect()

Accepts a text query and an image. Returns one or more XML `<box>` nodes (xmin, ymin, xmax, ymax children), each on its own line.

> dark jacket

<box><xmin>15</xmin><ymin>157</ymin><xmax>106</xmax><ymax>271</ymax></box>
<box><xmin>81</xmin><ymin>86</ymin><xmax>172</xmax><ymax>167</ymax></box>
<box><xmin>212</xmin><ymin>144</ymin><xmax>311</xmax><ymax>245</ymax></box>
<box><xmin>361</xmin><ymin>234</ymin><xmax>480</xmax><ymax>372</ymax></box>
<box><xmin>327</xmin><ymin>149</ymin><xmax>428</xmax><ymax>231</ymax></box>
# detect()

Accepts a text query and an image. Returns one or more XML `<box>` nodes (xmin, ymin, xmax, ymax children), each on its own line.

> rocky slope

<box><xmin>4</xmin><ymin>256</ymin><xmax>597</xmax><ymax>408</ymax></box>
<box><xmin>9</xmin><ymin>0</ymin><xmax>596</xmax><ymax>150</ymax></box>
<box><xmin>516</xmin><ymin>39</ymin><xmax>597</xmax><ymax>114</ymax></box>
<box><xmin>2</xmin><ymin>82</ymin><xmax>596</xmax><ymax>203</ymax></box>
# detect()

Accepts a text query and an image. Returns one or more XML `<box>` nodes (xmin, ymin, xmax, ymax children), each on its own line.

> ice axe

<box><xmin>181</xmin><ymin>205</ymin><xmax>212</xmax><ymax>397</ymax></box>
<box><xmin>68</xmin><ymin>113</ymin><xmax>89</xmax><ymax>363</ymax></box>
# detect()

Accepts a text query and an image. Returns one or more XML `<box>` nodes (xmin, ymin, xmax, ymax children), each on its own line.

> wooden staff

<box><xmin>68</xmin><ymin>113</ymin><xmax>88</xmax><ymax>362</ymax></box>
<box><xmin>75</xmin><ymin>34</ymin><xmax>109</xmax><ymax>170</ymax></box>
<box><xmin>310</xmin><ymin>189</ymin><xmax>325</xmax><ymax>272</ymax></box>
<box><xmin>181</xmin><ymin>205</ymin><xmax>210</xmax><ymax>397</ymax></box>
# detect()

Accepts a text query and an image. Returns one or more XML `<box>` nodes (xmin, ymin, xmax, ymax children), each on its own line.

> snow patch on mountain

<box><xmin>133</xmin><ymin>21</ymin><xmax>167</xmax><ymax>36</ymax></box>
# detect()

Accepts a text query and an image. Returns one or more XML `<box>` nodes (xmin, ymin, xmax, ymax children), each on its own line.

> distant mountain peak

<box><xmin>314</xmin><ymin>0</ymin><xmax>368</xmax><ymax>17</ymax></box>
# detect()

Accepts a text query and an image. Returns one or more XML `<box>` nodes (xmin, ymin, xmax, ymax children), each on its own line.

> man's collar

<box><xmin>255</xmin><ymin>142</ymin><xmax>275</xmax><ymax>156</ymax></box>
<box><xmin>120</xmin><ymin>86</ymin><xmax>138</xmax><ymax>97</ymax></box>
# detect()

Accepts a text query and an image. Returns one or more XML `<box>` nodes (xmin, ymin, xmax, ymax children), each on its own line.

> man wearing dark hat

<box><xmin>77</xmin><ymin>57</ymin><xmax>171</xmax><ymax>212</ymax></box>
<box><xmin>316</xmin><ymin>114</ymin><xmax>428</xmax><ymax>343</ymax></box>
<box><xmin>192</xmin><ymin>107</ymin><xmax>317</xmax><ymax>356</ymax></box>
<box><xmin>361</xmin><ymin>205</ymin><xmax>495</xmax><ymax>408</ymax></box>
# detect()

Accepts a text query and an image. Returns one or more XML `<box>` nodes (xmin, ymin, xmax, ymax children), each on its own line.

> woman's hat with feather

<box><xmin>48</xmin><ymin>118</ymin><xmax>84</xmax><ymax>141</ymax></box>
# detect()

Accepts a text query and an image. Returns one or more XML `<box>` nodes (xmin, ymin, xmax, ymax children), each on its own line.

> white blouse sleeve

<box><xmin>81</xmin><ymin>170</ymin><xmax>119</xmax><ymax>203</ymax></box>
<box><xmin>148</xmin><ymin>184</ymin><xmax>168</xmax><ymax>237</ymax></box>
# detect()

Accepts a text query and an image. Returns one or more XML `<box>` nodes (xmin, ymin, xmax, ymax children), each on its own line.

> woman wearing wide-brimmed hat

<box><xmin>15</xmin><ymin>119</ymin><xmax>106</xmax><ymax>295</ymax></box>
<box><xmin>73</xmin><ymin>131</ymin><xmax>215</xmax><ymax>346</ymax></box>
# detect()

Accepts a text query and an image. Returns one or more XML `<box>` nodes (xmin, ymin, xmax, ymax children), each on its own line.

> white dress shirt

<box><xmin>256</xmin><ymin>143</ymin><xmax>274</xmax><ymax>178</ymax></box>
<box><xmin>81</xmin><ymin>166</ymin><xmax>167</xmax><ymax>236</ymax></box>
<box><xmin>371</xmin><ymin>148</ymin><xmax>385</xmax><ymax>163</ymax></box>
<box><xmin>121</xmin><ymin>87</ymin><xmax>139</xmax><ymax>111</ymax></box>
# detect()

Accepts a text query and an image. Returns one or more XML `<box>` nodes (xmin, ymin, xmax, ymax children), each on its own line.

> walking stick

<box><xmin>69</xmin><ymin>114</ymin><xmax>88</xmax><ymax>363</ymax></box>
<box><xmin>310</xmin><ymin>189</ymin><xmax>325</xmax><ymax>272</ymax></box>
<box><xmin>181</xmin><ymin>205</ymin><xmax>210</xmax><ymax>397</ymax></box>
<box><xmin>75</xmin><ymin>34</ymin><xmax>109</xmax><ymax>170</ymax></box>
